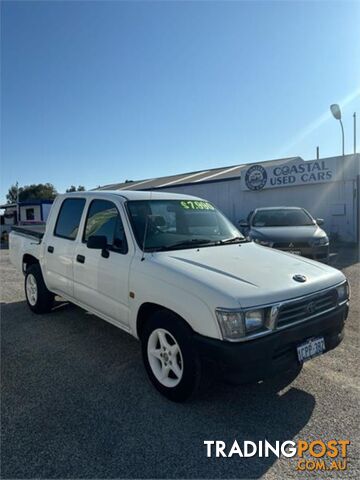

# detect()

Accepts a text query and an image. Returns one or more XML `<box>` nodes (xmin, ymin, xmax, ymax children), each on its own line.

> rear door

<box><xmin>43</xmin><ymin>197</ymin><xmax>86</xmax><ymax>297</ymax></box>
<box><xmin>73</xmin><ymin>198</ymin><xmax>132</xmax><ymax>327</ymax></box>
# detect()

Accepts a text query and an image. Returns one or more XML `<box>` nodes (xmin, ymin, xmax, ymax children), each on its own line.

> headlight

<box><xmin>336</xmin><ymin>281</ymin><xmax>350</xmax><ymax>304</ymax></box>
<box><xmin>253</xmin><ymin>238</ymin><xmax>273</xmax><ymax>247</ymax></box>
<box><xmin>215</xmin><ymin>310</ymin><xmax>245</xmax><ymax>340</ymax></box>
<box><xmin>244</xmin><ymin>309</ymin><xmax>264</xmax><ymax>332</ymax></box>
<box><xmin>215</xmin><ymin>308</ymin><xmax>265</xmax><ymax>340</ymax></box>
<box><xmin>311</xmin><ymin>236</ymin><xmax>329</xmax><ymax>246</ymax></box>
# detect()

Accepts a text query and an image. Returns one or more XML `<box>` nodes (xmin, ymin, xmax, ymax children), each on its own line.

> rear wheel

<box><xmin>141</xmin><ymin>311</ymin><xmax>201</xmax><ymax>402</ymax></box>
<box><xmin>25</xmin><ymin>264</ymin><xmax>54</xmax><ymax>314</ymax></box>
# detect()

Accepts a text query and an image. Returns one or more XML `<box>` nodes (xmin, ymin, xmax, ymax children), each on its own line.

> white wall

<box><xmin>19</xmin><ymin>205</ymin><xmax>42</xmax><ymax>222</ymax></box>
<box><xmin>150</xmin><ymin>155</ymin><xmax>359</xmax><ymax>242</ymax></box>
<box><xmin>161</xmin><ymin>177</ymin><xmax>358</xmax><ymax>242</ymax></box>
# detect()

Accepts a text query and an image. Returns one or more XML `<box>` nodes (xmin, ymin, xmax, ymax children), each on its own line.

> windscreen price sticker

<box><xmin>180</xmin><ymin>200</ymin><xmax>215</xmax><ymax>210</ymax></box>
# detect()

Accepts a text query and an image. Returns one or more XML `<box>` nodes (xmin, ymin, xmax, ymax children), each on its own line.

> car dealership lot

<box><xmin>1</xmin><ymin>248</ymin><xmax>359</xmax><ymax>479</ymax></box>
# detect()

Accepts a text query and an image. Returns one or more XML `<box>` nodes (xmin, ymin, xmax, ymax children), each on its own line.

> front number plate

<box><xmin>297</xmin><ymin>337</ymin><xmax>325</xmax><ymax>363</ymax></box>
<box><xmin>289</xmin><ymin>250</ymin><xmax>302</xmax><ymax>255</ymax></box>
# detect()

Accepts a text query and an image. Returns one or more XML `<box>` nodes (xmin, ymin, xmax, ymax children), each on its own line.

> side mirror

<box><xmin>87</xmin><ymin>235</ymin><xmax>108</xmax><ymax>249</ymax></box>
<box><xmin>239</xmin><ymin>220</ymin><xmax>249</xmax><ymax>228</ymax></box>
<box><xmin>316</xmin><ymin>218</ymin><xmax>324</xmax><ymax>226</ymax></box>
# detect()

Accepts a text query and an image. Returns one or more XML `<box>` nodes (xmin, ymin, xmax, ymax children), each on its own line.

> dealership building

<box><xmin>97</xmin><ymin>153</ymin><xmax>360</xmax><ymax>243</ymax></box>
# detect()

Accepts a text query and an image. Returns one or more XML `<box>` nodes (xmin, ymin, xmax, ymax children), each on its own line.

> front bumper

<box><xmin>193</xmin><ymin>304</ymin><xmax>348</xmax><ymax>383</ymax></box>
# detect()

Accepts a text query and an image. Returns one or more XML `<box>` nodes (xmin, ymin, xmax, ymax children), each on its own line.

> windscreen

<box><xmin>127</xmin><ymin>199</ymin><xmax>242</xmax><ymax>251</ymax></box>
<box><xmin>252</xmin><ymin>209</ymin><xmax>314</xmax><ymax>227</ymax></box>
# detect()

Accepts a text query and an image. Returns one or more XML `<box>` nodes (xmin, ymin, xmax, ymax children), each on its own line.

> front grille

<box><xmin>273</xmin><ymin>241</ymin><xmax>309</xmax><ymax>249</ymax></box>
<box><xmin>277</xmin><ymin>289</ymin><xmax>338</xmax><ymax>327</ymax></box>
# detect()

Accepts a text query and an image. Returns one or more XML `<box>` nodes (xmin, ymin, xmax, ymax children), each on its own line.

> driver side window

<box><xmin>83</xmin><ymin>199</ymin><xmax>128</xmax><ymax>254</ymax></box>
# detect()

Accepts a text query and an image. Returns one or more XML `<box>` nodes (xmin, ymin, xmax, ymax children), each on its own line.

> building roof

<box><xmin>0</xmin><ymin>203</ymin><xmax>17</xmax><ymax>209</ymax></box>
<box><xmin>0</xmin><ymin>198</ymin><xmax>54</xmax><ymax>208</ymax></box>
<box><xmin>0</xmin><ymin>199</ymin><xmax>54</xmax><ymax>209</ymax></box>
<box><xmin>95</xmin><ymin>156</ymin><xmax>303</xmax><ymax>191</ymax></box>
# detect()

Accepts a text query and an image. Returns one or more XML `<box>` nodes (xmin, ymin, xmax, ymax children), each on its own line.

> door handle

<box><xmin>47</xmin><ymin>246</ymin><xmax>54</xmax><ymax>253</ymax></box>
<box><xmin>76</xmin><ymin>254</ymin><xmax>85</xmax><ymax>264</ymax></box>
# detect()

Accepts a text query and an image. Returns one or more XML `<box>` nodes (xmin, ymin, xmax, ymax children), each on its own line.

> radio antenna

<box><xmin>141</xmin><ymin>187</ymin><xmax>154</xmax><ymax>261</ymax></box>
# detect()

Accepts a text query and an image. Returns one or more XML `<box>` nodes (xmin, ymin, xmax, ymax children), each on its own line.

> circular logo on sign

<box><xmin>245</xmin><ymin>165</ymin><xmax>267</xmax><ymax>191</ymax></box>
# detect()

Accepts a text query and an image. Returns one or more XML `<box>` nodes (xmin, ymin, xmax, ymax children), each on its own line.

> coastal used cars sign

<box><xmin>241</xmin><ymin>157</ymin><xmax>338</xmax><ymax>191</ymax></box>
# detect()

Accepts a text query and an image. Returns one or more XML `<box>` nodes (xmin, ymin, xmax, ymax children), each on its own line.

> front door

<box><xmin>73</xmin><ymin>199</ymin><xmax>131</xmax><ymax>327</ymax></box>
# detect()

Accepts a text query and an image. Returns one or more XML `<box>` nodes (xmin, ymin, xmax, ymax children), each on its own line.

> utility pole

<box><xmin>354</xmin><ymin>112</ymin><xmax>357</xmax><ymax>154</ymax></box>
<box><xmin>16</xmin><ymin>181</ymin><xmax>20</xmax><ymax>224</ymax></box>
<box><xmin>339</xmin><ymin>118</ymin><xmax>345</xmax><ymax>156</ymax></box>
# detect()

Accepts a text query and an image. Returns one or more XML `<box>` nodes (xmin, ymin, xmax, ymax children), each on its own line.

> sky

<box><xmin>1</xmin><ymin>0</ymin><xmax>360</xmax><ymax>203</ymax></box>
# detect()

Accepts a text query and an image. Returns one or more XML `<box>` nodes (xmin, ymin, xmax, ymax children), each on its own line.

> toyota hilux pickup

<box><xmin>9</xmin><ymin>191</ymin><xmax>350</xmax><ymax>401</ymax></box>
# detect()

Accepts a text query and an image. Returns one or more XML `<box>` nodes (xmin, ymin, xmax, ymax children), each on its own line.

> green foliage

<box><xmin>6</xmin><ymin>183</ymin><xmax>86</xmax><ymax>203</ymax></box>
<box><xmin>66</xmin><ymin>185</ymin><xmax>86</xmax><ymax>192</ymax></box>
<box><xmin>6</xmin><ymin>183</ymin><xmax>19</xmax><ymax>203</ymax></box>
<box><xmin>6</xmin><ymin>183</ymin><xmax>57</xmax><ymax>203</ymax></box>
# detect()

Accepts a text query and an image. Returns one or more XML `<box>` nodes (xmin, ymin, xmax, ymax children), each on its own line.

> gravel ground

<box><xmin>1</xmin><ymin>248</ymin><xmax>359</xmax><ymax>479</ymax></box>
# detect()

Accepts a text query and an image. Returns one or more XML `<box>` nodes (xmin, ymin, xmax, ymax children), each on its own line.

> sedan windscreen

<box><xmin>127</xmin><ymin>199</ymin><xmax>243</xmax><ymax>251</ymax></box>
<box><xmin>252</xmin><ymin>209</ymin><xmax>314</xmax><ymax>227</ymax></box>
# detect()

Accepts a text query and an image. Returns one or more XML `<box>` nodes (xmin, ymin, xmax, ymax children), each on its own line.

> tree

<box><xmin>6</xmin><ymin>182</ymin><xmax>20</xmax><ymax>203</ymax></box>
<box><xmin>66</xmin><ymin>185</ymin><xmax>86</xmax><ymax>192</ymax></box>
<box><xmin>6</xmin><ymin>183</ymin><xmax>57</xmax><ymax>203</ymax></box>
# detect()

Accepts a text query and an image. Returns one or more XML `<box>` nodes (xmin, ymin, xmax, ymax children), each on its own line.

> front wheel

<box><xmin>25</xmin><ymin>264</ymin><xmax>54</xmax><ymax>314</ymax></box>
<box><xmin>141</xmin><ymin>311</ymin><xmax>202</xmax><ymax>402</ymax></box>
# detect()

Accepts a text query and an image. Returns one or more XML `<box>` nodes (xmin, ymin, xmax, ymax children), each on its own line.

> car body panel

<box><xmin>9</xmin><ymin>192</ymin><xmax>345</xmax><ymax>342</ymax></box>
<box><xmin>251</xmin><ymin>225</ymin><xmax>324</xmax><ymax>242</ymax></box>
<box><xmin>152</xmin><ymin>242</ymin><xmax>343</xmax><ymax>309</ymax></box>
<box><xmin>247</xmin><ymin>207</ymin><xmax>329</xmax><ymax>260</ymax></box>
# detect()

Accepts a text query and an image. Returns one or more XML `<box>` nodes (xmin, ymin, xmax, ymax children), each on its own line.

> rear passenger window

<box><xmin>54</xmin><ymin>198</ymin><xmax>86</xmax><ymax>240</ymax></box>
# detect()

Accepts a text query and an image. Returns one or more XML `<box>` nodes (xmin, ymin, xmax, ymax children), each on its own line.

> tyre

<box><xmin>25</xmin><ymin>264</ymin><xmax>54</xmax><ymax>314</ymax></box>
<box><xmin>141</xmin><ymin>310</ymin><xmax>201</xmax><ymax>402</ymax></box>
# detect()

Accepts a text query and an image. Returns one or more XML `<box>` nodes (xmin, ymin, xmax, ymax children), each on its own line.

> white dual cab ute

<box><xmin>10</xmin><ymin>191</ymin><xmax>350</xmax><ymax>401</ymax></box>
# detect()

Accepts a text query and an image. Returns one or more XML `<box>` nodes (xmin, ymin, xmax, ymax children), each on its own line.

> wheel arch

<box><xmin>22</xmin><ymin>254</ymin><xmax>39</xmax><ymax>273</ymax></box>
<box><xmin>136</xmin><ymin>302</ymin><xmax>194</xmax><ymax>340</ymax></box>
